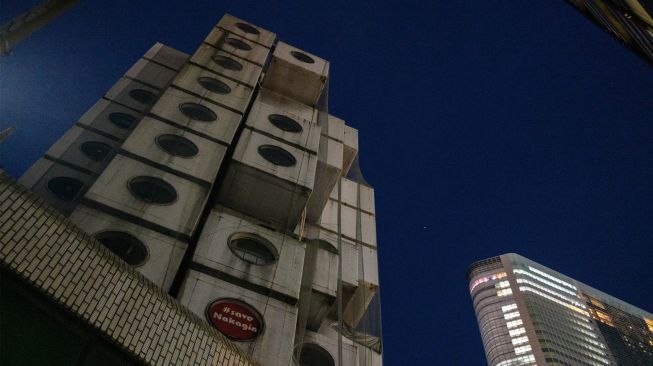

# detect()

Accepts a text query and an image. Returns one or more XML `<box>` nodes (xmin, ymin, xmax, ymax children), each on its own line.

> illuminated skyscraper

<box><xmin>1</xmin><ymin>14</ymin><xmax>382</xmax><ymax>366</ymax></box>
<box><xmin>564</xmin><ymin>0</ymin><xmax>653</xmax><ymax>65</ymax></box>
<box><xmin>468</xmin><ymin>253</ymin><xmax>653</xmax><ymax>366</ymax></box>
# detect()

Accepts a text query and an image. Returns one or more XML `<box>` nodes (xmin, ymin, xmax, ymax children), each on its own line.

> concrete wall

<box><xmin>217</xmin><ymin>128</ymin><xmax>317</xmax><ymax>231</ymax></box>
<box><xmin>149</xmin><ymin>87</ymin><xmax>243</xmax><ymax>145</ymax></box>
<box><xmin>120</xmin><ymin>116</ymin><xmax>228</xmax><ymax>184</ymax></box>
<box><xmin>178</xmin><ymin>270</ymin><xmax>296</xmax><ymax>366</ymax></box>
<box><xmin>70</xmin><ymin>205</ymin><xmax>187</xmax><ymax>291</ymax></box>
<box><xmin>83</xmin><ymin>155</ymin><xmax>209</xmax><ymax>239</ymax></box>
<box><xmin>172</xmin><ymin>63</ymin><xmax>254</xmax><ymax>113</ymax></box>
<box><xmin>190</xmin><ymin>44</ymin><xmax>263</xmax><ymax>88</ymax></box>
<box><xmin>262</xmin><ymin>41</ymin><xmax>329</xmax><ymax>107</ymax></box>
<box><xmin>216</xmin><ymin>14</ymin><xmax>276</xmax><ymax>48</ymax></box>
<box><xmin>193</xmin><ymin>207</ymin><xmax>305</xmax><ymax>300</ymax></box>
<box><xmin>0</xmin><ymin>173</ymin><xmax>258</xmax><ymax>366</ymax></box>
<box><xmin>204</xmin><ymin>28</ymin><xmax>270</xmax><ymax>66</ymax></box>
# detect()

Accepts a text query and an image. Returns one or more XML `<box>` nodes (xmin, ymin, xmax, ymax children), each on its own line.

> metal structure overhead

<box><xmin>0</xmin><ymin>0</ymin><xmax>79</xmax><ymax>55</ymax></box>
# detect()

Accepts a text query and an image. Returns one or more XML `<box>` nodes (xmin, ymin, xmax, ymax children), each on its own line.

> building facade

<box><xmin>468</xmin><ymin>253</ymin><xmax>652</xmax><ymax>366</ymax></box>
<box><xmin>2</xmin><ymin>14</ymin><xmax>382</xmax><ymax>366</ymax></box>
<box><xmin>564</xmin><ymin>0</ymin><xmax>653</xmax><ymax>64</ymax></box>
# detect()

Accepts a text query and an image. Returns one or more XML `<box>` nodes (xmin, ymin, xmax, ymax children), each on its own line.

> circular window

<box><xmin>129</xmin><ymin>89</ymin><xmax>157</xmax><ymax>104</ymax></box>
<box><xmin>235</xmin><ymin>22</ymin><xmax>260</xmax><ymax>35</ymax></box>
<box><xmin>47</xmin><ymin>177</ymin><xmax>83</xmax><ymax>201</ymax></box>
<box><xmin>294</xmin><ymin>343</ymin><xmax>335</xmax><ymax>366</ymax></box>
<box><xmin>258</xmin><ymin>145</ymin><xmax>296</xmax><ymax>167</ymax></box>
<box><xmin>211</xmin><ymin>55</ymin><xmax>243</xmax><ymax>71</ymax></box>
<box><xmin>155</xmin><ymin>134</ymin><xmax>199</xmax><ymax>158</ymax></box>
<box><xmin>108</xmin><ymin>112</ymin><xmax>136</xmax><ymax>129</ymax></box>
<box><xmin>228</xmin><ymin>233</ymin><xmax>278</xmax><ymax>265</ymax></box>
<box><xmin>225</xmin><ymin>38</ymin><xmax>252</xmax><ymax>51</ymax></box>
<box><xmin>95</xmin><ymin>231</ymin><xmax>148</xmax><ymax>266</ymax></box>
<box><xmin>306</xmin><ymin>239</ymin><xmax>339</xmax><ymax>254</ymax></box>
<box><xmin>268</xmin><ymin>114</ymin><xmax>303</xmax><ymax>133</ymax></box>
<box><xmin>128</xmin><ymin>176</ymin><xmax>177</xmax><ymax>205</ymax></box>
<box><xmin>197</xmin><ymin>77</ymin><xmax>231</xmax><ymax>94</ymax></box>
<box><xmin>179</xmin><ymin>103</ymin><xmax>217</xmax><ymax>122</ymax></box>
<box><xmin>291</xmin><ymin>51</ymin><xmax>315</xmax><ymax>64</ymax></box>
<box><xmin>80</xmin><ymin>141</ymin><xmax>112</xmax><ymax>162</ymax></box>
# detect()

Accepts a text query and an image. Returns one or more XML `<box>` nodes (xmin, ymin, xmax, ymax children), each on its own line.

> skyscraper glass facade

<box><xmin>468</xmin><ymin>253</ymin><xmax>652</xmax><ymax>366</ymax></box>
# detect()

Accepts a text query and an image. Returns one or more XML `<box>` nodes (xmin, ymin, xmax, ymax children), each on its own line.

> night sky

<box><xmin>2</xmin><ymin>1</ymin><xmax>652</xmax><ymax>365</ymax></box>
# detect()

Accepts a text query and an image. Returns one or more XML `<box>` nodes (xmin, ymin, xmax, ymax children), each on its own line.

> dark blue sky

<box><xmin>2</xmin><ymin>1</ymin><xmax>652</xmax><ymax>365</ymax></box>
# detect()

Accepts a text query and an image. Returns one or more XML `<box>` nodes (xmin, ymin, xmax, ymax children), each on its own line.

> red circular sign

<box><xmin>207</xmin><ymin>299</ymin><xmax>263</xmax><ymax>341</ymax></box>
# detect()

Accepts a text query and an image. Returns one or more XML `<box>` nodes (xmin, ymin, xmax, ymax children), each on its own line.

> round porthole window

<box><xmin>129</xmin><ymin>89</ymin><xmax>157</xmax><ymax>104</ymax></box>
<box><xmin>225</xmin><ymin>38</ymin><xmax>252</xmax><ymax>51</ymax></box>
<box><xmin>179</xmin><ymin>103</ymin><xmax>217</xmax><ymax>122</ymax></box>
<box><xmin>306</xmin><ymin>239</ymin><xmax>339</xmax><ymax>254</ymax></box>
<box><xmin>268</xmin><ymin>114</ymin><xmax>303</xmax><ymax>133</ymax></box>
<box><xmin>228</xmin><ymin>232</ymin><xmax>278</xmax><ymax>265</ymax></box>
<box><xmin>108</xmin><ymin>112</ymin><xmax>136</xmax><ymax>129</ymax></box>
<box><xmin>197</xmin><ymin>77</ymin><xmax>231</xmax><ymax>94</ymax></box>
<box><xmin>47</xmin><ymin>177</ymin><xmax>83</xmax><ymax>201</ymax></box>
<box><xmin>95</xmin><ymin>231</ymin><xmax>148</xmax><ymax>266</ymax></box>
<box><xmin>294</xmin><ymin>343</ymin><xmax>335</xmax><ymax>366</ymax></box>
<box><xmin>80</xmin><ymin>141</ymin><xmax>112</xmax><ymax>162</ymax></box>
<box><xmin>211</xmin><ymin>55</ymin><xmax>243</xmax><ymax>71</ymax></box>
<box><xmin>235</xmin><ymin>22</ymin><xmax>260</xmax><ymax>35</ymax></box>
<box><xmin>128</xmin><ymin>176</ymin><xmax>177</xmax><ymax>205</ymax></box>
<box><xmin>258</xmin><ymin>145</ymin><xmax>296</xmax><ymax>167</ymax></box>
<box><xmin>290</xmin><ymin>51</ymin><xmax>315</xmax><ymax>64</ymax></box>
<box><xmin>155</xmin><ymin>134</ymin><xmax>199</xmax><ymax>158</ymax></box>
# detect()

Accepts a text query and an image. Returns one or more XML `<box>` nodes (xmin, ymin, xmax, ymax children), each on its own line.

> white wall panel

<box><xmin>70</xmin><ymin>205</ymin><xmax>186</xmax><ymax>291</ymax></box>
<box><xmin>84</xmin><ymin>155</ymin><xmax>208</xmax><ymax>238</ymax></box>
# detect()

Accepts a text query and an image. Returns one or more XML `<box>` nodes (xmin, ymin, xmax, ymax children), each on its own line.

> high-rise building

<box><xmin>1</xmin><ymin>14</ymin><xmax>382</xmax><ymax>366</ymax></box>
<box><xmin>563</xmin><ymin>0</ymin><xmax>653</xmax><ymax>64</ymax></box>
<box><xmin>467</xmin><ymin>253</ymin><xmax>653</xmax><ymax>366</ymax></box>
